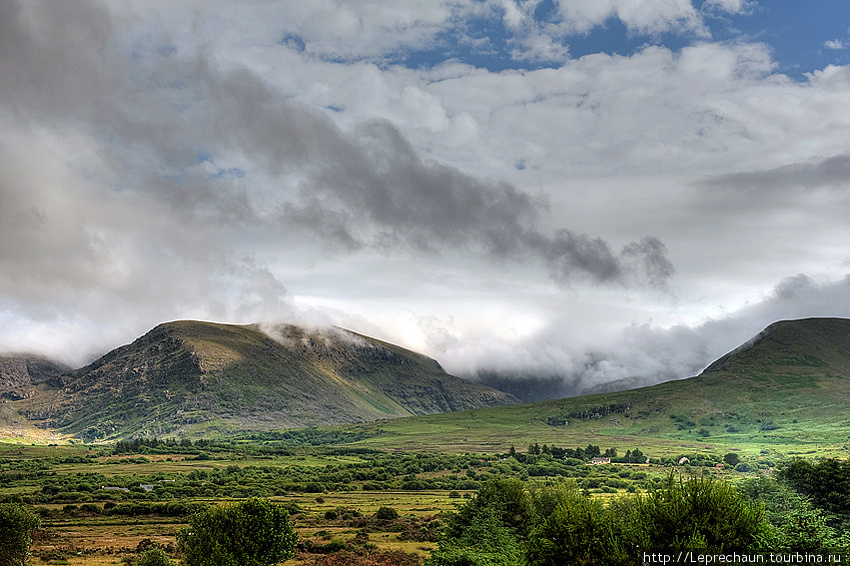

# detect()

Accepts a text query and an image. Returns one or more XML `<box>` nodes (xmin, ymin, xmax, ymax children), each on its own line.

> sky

<box><xmin>2</xmin><ymin>0</ymin><xmax>850</xmax><ymax>398</ymax></box>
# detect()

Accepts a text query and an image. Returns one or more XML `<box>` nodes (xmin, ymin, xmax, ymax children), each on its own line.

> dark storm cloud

<box><xmin>278</xmin><ymin>119</ymin><xmax>675</xmax><ymax>287</ymax></box>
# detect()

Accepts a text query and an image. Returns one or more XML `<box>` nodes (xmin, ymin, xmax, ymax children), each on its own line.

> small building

<box><xmin>591</xmin><ymin>457</ymin><xmax>611</xmax><ymax>465</ymax></box>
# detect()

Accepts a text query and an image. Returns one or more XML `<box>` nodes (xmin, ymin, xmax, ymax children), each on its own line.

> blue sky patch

<box><xmin>391</xmin><ymin>0</ymin><xmax>850</xmax><ymax>78</ymax></box>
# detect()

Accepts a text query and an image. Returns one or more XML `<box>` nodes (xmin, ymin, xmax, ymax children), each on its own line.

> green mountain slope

<box><xmin>11</xmin><ymin>321</ymin><xmax>516</xmax><ymax>440</ymax></box>
<box><xmin>338</xmin><ymin>318</ymin><xmax>850</xmax><ymax>456</ymax></box>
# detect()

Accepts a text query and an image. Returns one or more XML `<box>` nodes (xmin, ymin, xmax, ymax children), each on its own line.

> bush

<box><xmin>375</xmin><ymin>506</ymin><xmax>399</xmax><ymax>521</ymax></box>
<box><xmin>177</xmin><ymin>498</ymin><xmax>297</xmax><ymax>566</ymax></box>
<box><xmin>527</xmin><ymin>488</ymin><xmax>630</xmax><ymax>566</ymax></box>
<box><xmin>136</xmin><ymin>548</ymin><xmax>175</xmax><ymax>566</ymax></box>
<box><xmin>430</xmin><ymin>477</ymin><xmax>535</xmax><ymax>566</ymax></box>
<box><xmin>430</xmin><ymin>506</ymin><xmax>522</xmax><ymax>566</ymax></box>
<box><xmin>0</xmin><ymin>503</ymin><xmax>41</xmax><ymax>566</ymax></box>
<box><xmin>627</xmin><ymin>474</ymin><xmax>768</xmax><ymax>553</ymax></box>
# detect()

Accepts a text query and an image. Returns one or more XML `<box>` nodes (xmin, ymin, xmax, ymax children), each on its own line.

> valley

<box><xmin>2</xmin><ymin>317</ymin><xmax>850</xmax><ymax>565</ymax></box>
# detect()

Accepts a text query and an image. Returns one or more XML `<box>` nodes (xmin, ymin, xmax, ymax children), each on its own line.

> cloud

<box><xmin>699</xmin><ymin>153</ymin><xmax>850</xmax><ymax>192</ymax></box>
<box><xmin>0</xmin><ymin>0</ymin><xmax>677</xmax><ymax>365</ymax></box>
<box><xmin>824</xmin><ymin>39</ymin><xmax>848</xmax><ymax>50</ymax></box>
<box><xmin>702</xmin><ymin>0</ymin><xmax>756</xmax><ymax>15</ymax></box>
<box><xmin>550</xmin><ymin>0</ymin><xmax>708</xmax><ymax>37</ymax></box>
<box><xmin>462</xmin><ymin>274</ymin><xmax>850</xmax><ymax>400</ymax></box>
<box><xmin>2</xmin><ymin>0</ymin><xmax>848</xmax><ymax>397</ymax></box>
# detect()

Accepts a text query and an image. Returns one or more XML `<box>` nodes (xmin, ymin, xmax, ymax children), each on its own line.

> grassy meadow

<box><xmin>0</xmin><ymin>422</ymin><xmax>808</xmax><ymax>566</ymax></box>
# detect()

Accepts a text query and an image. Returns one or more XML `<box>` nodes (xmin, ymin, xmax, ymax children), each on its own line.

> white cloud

<box><xmin>702</xmin><ymin>0</ymin><xmax>756</xmax><ymax>15</ymax></box>
<box><xmin>824</xmin><ymin>39</ymin><xmax>847</xmax><ymax>50</ymax></box>
<box><xmin>550</xmin><ymin>0</ymin><xmax>708</xmax><ymax>37</ymax></box>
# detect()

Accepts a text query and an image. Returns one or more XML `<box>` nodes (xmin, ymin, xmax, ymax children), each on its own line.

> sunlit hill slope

<box><xmin>339</xmin><ymin>318</ymin><xmax>850</xmax><ymax>455</ymax></box>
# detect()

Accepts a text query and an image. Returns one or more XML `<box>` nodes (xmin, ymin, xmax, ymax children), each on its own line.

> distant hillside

<box><xmin>0</xmin><ymin>355</ymin><xmax>68</xmax><ymax>400</ymax></box>
<box><xmin>328</xmin><ymin>318</ymin><xmax>850</xmax><ymax>455</ymax></box>
<box><xmin>701</xmin><ymin>317</ymin><xmax>850</xmax><ymax>377</ymax></box>
<box><xmin>7</xmin><ymin>321</ymin><xmax>516</xmax><ymax>440</ymax></box>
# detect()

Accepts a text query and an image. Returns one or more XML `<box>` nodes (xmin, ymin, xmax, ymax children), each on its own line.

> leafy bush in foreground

<box><xmin>177</xmin><ymin>497</ymin><xmax>297</xmax><ymax>566</ymax></box>
<box><xmin>435</xmin><ymin>475</ymin><xmax>770</xmax><ymax>566</ymax></box>
<box><xmin>626</xmin><ymin>474</ymin><xmax>769</xmax><ymax>553</ymax></box>
<box><xmin>0</xmin><ymin>502</ymin><xmax>41</xmax><ymax>566</ymax></box>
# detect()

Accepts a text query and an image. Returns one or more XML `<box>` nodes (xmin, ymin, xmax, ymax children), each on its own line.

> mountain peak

<box><xmin>9</xmin><ymin>320</ymin><xmax>516</xmax><ymax>440</ymax></box>
<box><xmin>701</xmin><ymin>317</ymin><xmax>850</xmax><ymax>377</ymax></box>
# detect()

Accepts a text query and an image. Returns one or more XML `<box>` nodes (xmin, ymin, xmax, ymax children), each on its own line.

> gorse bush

<box><xmin>375</xmin><ymin>506</ymin><xmax>399</xmax><ymax>521</ymax></box>
<box><xmin>626</xmin><ymin>473</ymin><xmax>769</xmax><ymax>553</ymax></box>
<box><xmin>135</xmin><ymin>548</ymin><xmax>175</xmax><ymax>566</ymax></box>
<box><xmin>429</xmin><ymin>506</ymin><xmax>522</xmax><ymax>566</ymax></box>
<box><xmin>526</xmin><ymin>487</ymin><xmax>630</xmax><ymax>566</ymax></box>
<box><xmin>434</xmin><ymin>475</ymin><xmax>771</xmax><ymax>566</ymax></box>
<box><xmin>430</xmin><ymin>477</ymin><xmax>532</xmax><ymax>566</ymax></box>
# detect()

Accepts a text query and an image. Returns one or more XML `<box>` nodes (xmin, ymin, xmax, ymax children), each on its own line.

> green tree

<box><xmin>432</xmin><ymin>477</ymin><xmax>535</xmax><ymax>566</ymax></box>
<box><xmin>375</xmin><ymin>506</ymin><xmax>399</xmax><ymax>521</ymax></box>
<box><xmin>468</xmin><ymin>477</ymin><xmax>537</xmax><ymax>538</ymax></box>
<box><xmin>723</xmin><ymin>453</ymin><xmax>740</xmax><ymax>467</ymax></box>
<box><xmin>430</xmin><ymin>506</ymin><xmax>522</xmax><ymax>566</ymax></box>
<box><xmin>0</xmin><ymin>503</ymin><xmax>41</xmax><ymax>566</ymax></box>
<box><xmin>738</xmin><ymin>476</ymin><xmax>850</xmax><ymax>554</ymax></box>
<box><xmin>776</xmin><ymin>498</ymin><xmax>850</xmax><ymax>553</ymax></box>
<box><xmin>778</xmin><ymin>458</ymin><xmax>850</xmax><ymax>517</ymax></box>
<box><xmin>177</xmin><ymin>498</ymin><xmax>297</xmax><ymax>566</ymax></box>
<box><xmin>527</xmin><ymin>487</ymin><xmax>630</xmax><ymax>566</ymax></box>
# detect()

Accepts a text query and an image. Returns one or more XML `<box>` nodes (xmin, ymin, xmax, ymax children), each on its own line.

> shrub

<box><xmin>136</xmin><ymin>548</ymin><xmax>175</xmax><ymax>566</ymax></box>
<box><xmin>430</xmin><ymin>477</ymin><xmax>536</xmax><ymax>566</ymax></box>
<box><xmin>724</xmin><ymin>453</ymin><xmax>741</xmax><ymax>467</ymax></box>
<box><xmin>177</xmin><ymin>498</ymin><xmax>297</xmax><ymax>566</ymax></box>
<box><xmin>430</xmin><ymin>506</ymin><xmax>522</xmax><ymax>566</ymax></box>
<box><xmin>627</xmin><ymin>474</ymin><xmax>768</xmax><ymax>553</ymax></box>
<box><xmin>527</xmin><ymin>487</ymin><xmax>630</xmax><ymax>566</ymax></box>
<box><xmin>375</xmin><ymin>506</ymin><xmax>399</xmax><ymax>521</ymax></box>
<box><xmin>0</xmin><ymin>503</ymin><xmax>41</xmax><ymax>566</ymax></box>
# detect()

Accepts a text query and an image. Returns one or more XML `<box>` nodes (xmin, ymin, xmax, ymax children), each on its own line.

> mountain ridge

<box><xmin>3</xmin><ymin>317</ymin><xmax>850</xmax><ymax>447</ymax></box>
<box><xmin>318</xmin><ymin>317</ymin><xmax>850</xmax><ymax>454</ymax></box>
<box><xmin>2</xmin><ymin>320</ymin><xmax>517</xmax><ymax>440</ymax></box>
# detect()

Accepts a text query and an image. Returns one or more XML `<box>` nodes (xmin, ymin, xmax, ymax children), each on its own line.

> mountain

<box><xmin>7</xmin><ymin>321</ymin><xmax>517</xmax><ymax>440</ymax></box>
<box><xmin>0</xmin><ymin>355</ymin><xmax>68</xmax><ymax>400</ymax></box>
<box><xmin>5</xmin><ymin>317</ymin><xmax>849</xmax><ymax>450</ymax></box>
<box><xmin>701</xmin><ymin>317</ymin><xmax>850</xmax><ymax>377</ymax></box>
<box><xmin>329</xmin><ymin>317</ymin><xmax>850</xmax><ymax>454</ymax></box>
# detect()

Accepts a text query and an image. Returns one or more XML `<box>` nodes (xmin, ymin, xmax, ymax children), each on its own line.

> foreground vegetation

<box><xmin>2</xmin><ymin>435</ymin><xmax>850</xmax><ymax>565</ymax></box>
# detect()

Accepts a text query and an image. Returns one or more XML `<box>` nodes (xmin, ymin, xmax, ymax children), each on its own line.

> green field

<box><xmin>1</xmin><ymin>434</ymin><xmax>763</xmax><ymax>566</ymax></box>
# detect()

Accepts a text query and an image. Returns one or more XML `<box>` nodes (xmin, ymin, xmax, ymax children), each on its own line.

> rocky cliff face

<box><xmin>0</xmin><ymin>356</ymin><xmax>68</xmax><ymax>400</ymax></box>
